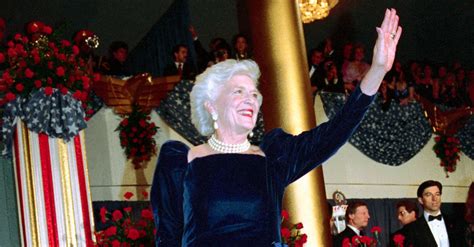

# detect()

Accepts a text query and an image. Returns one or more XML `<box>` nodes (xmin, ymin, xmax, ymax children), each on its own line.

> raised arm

<box><xmin>360</xmin><ymin>8</ymin><xmax>402</xmax><ymax>95</ymax></box>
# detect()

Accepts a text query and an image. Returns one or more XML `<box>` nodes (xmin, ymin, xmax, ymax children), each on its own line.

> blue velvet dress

<box><xmin>151</xmin><ymin>87</ymin><xmax>375</xmax><ymax>246</ymax></box>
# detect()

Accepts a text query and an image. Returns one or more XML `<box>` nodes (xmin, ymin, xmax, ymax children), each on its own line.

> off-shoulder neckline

<box><xmin>188</xmin><ymin>152</ymin><xmax>266</xmax><ymax>164</ymax></box>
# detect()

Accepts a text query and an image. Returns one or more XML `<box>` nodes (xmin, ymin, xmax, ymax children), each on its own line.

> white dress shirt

<box><xmin>423</xmin><ymin>210</ymin><xmax>449</xmax><ymax>247</ymax></box>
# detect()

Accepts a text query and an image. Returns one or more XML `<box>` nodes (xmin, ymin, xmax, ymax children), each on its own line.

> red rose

<box><xmin>47</xmin><ymin>61</ymin><xmax>54</xmax><ymax>70</ymax></box>
<box><xmin>15</xmin><ymin>83</ymin><xmax>24</xmax><ymax>92</ymax></box>
<box><xmin>121</xmin><ymin>118</ymin><xmax>129</xmax><ymax>127</ymax></box>
<box><xmin>57</xmin><ymin>53</ymin><xmax>67</xmax><ymax>62</ymax></box>
<box><xmin>123</xmin><ymin>207</ymin><xmax>132</xmax><ymax>213</ymax></box>
<box><xmin>22</xmin><ymin>37</ymin><xmax>29</xmax><ymax>43</ymax></box>
<box><xmin>34</xmin><ymin>80</ymin><xmax>42</xmax><ymax>88</ymax></box>
<box><xmin>60</xmin><ymin>40</ymin><xmax>71</xmax><ymax>47</ymax></box>
<box><xmin>280</xmin><ymin>227</ymin><xmax>291</xmax><ymax>240</ymax></box>
<box><xmin>5</xmin><ymin>92</ymin><xmax>16</xmax><ymax>101</ymax></box>
<box><xmin>139</xmin><ymin>119</ymin><xmax>147</xmax><ymax>127</ymax></box>
<box><xmin>72</xmin><ymin>90</ymin><xmax>82</xmax><ymax>100</ymax></box>
<box><xmin>299</xmin><ymin>233</ymin><xmax>307</xmax><ymax>243</ymax></box>
<box><xmin>281</xmin><ymin>210</ymin><xmax>289</xmax><ymax>221</ymax></box>
<box><xmin>141</xmin><ymin>209</ymin><xmax>153</xmax><ymax>220</ymax></box>
<box><xmin>33</xmin><ymin>55</ymin><xmax>41</xmax><ymax>64</ymax></box>
<box><xmin>142</xmin><ymin>190</ymin><xmax>149</xmax><ymax>199</ymax></box>
<box><xmin>105</xmin><ymin>226</ymin><xmax>117</xmax><ymax>236</ymax></box>
<box><xmin>342</xmin><ymin>238</ymin><xmax>351</xmax><ymax>247</ymax></box>
<box><xmin>295</xmin><ymin>222</ymin><xmax>303</xmax><ymax>229</ymax></box>
<box><xmin>127</xmin><ymin>228</ymin><xmax>140</xmax><ymax>240</ymax></box>
<box><xmin>72</xmin><ymin>45</ymin><xmax>80</xmax><ymax>55</ymax></box>
<box><xmin>93</xmin><ymin>72</ymin><xmax>101</xmax><ymax>82</ymax></box>
<box><xmin>25</xmin><ymin>68</ymin><xmax>34</xmax><ymax>78</ymax></box>
<box><xmin>124</xmin><ymin>191</ymin><xmax>134</xmax><ymax>200</ymax></box>
<box><xmin>44</xmin><ymin>86</ymin><xmax>53</xmax><ymax>96</ymax></box>
<box><xmin>371</xmin><ymin>226</ymin><xmax>381</xmax><ymax>233</ymax></box>
<box><xmin>27</xmin><ymin>22</ymin><xmax>42</xmax><ymax>34</ymax></box>
<box><xmin>352</xmin><ymin>235</ymin><xmax>361</xmax><ymax>245</ymax></box>
<box><xmin>100</xmin><ymin>207</ymin><xmax>107</xmax><ymax>223</ymax></box>
<box><xmin>360</xmin><ymin>235</ymin><xmax>373</xmax><ymax>245</ymax></box>
<box><xmin>0</xmin><ymin>53</ymin><xmax>4</xmax><ymax>63</ymax></box>
<box><xmin>56</xmin><ymin>66</ymin><xmax>65</xmax><ymax>77</ymax></box>
<box><xmin>60</xmin><ymin>87</ymin><xmax>69</xmax><ymax>95</ymax></box>
<box><xmin>15</xmin><ymin>44</ymin><xmax>25</xmax><ymax>53</ymax></box>
<box><xmin>7</xmin><ymin>48</ymin><xmax>17</xmax><ymax>58</ymax></box>
<box><xmin>111</xmin><ymin>240</ymin><xmax>121</xmax><ymax>247</ymax></box>
<box><xmin>14</xmin><ymin>33</ymin><xmax>22</xmax><ymax>41</ymax></box>
<box><xmin>18</xmin><ymin>60</ymin><xmax>27</xmax><ymax>68</ymax></box>
<box><xmin>42</xmin><ymin>25</ymin><xmax>53</xmax><ymax>35</ymax></box>
<box><xmin>393</xmin><ymin>233</ymin><xmax>405</xmax><ymax>245</ymax></box>
<box><xmin>112</xmin><ymin>210</ymin><xmax>123</xmax><ymax>221</ymax></box>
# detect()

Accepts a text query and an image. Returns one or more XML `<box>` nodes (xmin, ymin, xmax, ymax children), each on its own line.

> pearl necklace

<box><xmin>207</xmin><ymin>134</ymin><xmax>250</xmax><ymax>153</ymax></box>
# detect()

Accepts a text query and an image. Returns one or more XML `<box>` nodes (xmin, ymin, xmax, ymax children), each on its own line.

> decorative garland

<box><xmin>116</xmin><ymin>106</ymin><xmax>159</xmax><ymax>169</ymax></box>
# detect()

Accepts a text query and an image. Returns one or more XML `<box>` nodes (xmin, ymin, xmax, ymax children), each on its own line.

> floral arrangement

<box><xmin>392</xmin><ymin>233</ymin><xmax>405</xmax><ymax>247</ymax></box>
<box><xmin>342</xmin><ymin>226</ymin><xmax>381</xmax><ymax>247</ymax></box>
<box><xmin>280</xmin><ymin>210</ymin><xmax>308</xmax><ymax>247</ymax></box>
<box><xmin>115</xmin><ymin>106</ymin><xmax>159</xmax><ymax>169</ymax></box>
<box><xmin>95</xmin><ymin>192</ymin><xmax>155</xmax><ymax>246</ymax></box>
<box><xmin>433</xmin><ymin>134</ymin><xmax>461</xmax><ymax>177</ymax></box>
<box><xmin>0</xmin><ymin>21</ymin><xmax>102</xmax><ymax>151</ymax></box>
<box><xmin>0</xmin><ymin>21</ymin><xmax>98</xmax><ymax>112</ymax></box>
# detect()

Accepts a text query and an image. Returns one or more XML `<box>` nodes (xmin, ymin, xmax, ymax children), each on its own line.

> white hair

<box><xmin>190</xmin><ymin>59</ymin><xmax>262</xmax><ymax>136</ymax></box>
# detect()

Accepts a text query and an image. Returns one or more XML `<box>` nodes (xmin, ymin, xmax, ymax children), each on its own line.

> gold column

<box><xmin>244</xmin><ymin>0</ymin><xmax>331</xmax><ymax>246</ymax></box>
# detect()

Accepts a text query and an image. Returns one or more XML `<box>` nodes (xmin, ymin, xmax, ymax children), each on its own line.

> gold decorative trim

<box><xmin>57</xmin><ymin>139</ymin><xmax>77</xmax><ymax>247</ymax></box>
<box><xmin>21</xmin><ymin>122</ymin><xmax>39</xmax><ymax>246</ymax></box>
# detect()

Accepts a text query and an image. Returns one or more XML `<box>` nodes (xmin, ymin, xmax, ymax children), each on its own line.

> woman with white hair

<box><xmin>151</xmin><ymin>9</ymin><xmax>402</xmax><ymax>246</ymax></box>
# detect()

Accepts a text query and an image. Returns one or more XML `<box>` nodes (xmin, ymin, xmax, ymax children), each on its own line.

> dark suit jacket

<box><xmin>163</xmin><ymin>62</ymin><xmax>196</xmax><ymax>80</ymax></box>
<box><xmin>309</xmin><ymin>63</ymin><xmax>325</xmax><ymax>89</ymax></box>
<box><xmin>404</xmin><ymin>214</ymin><xmax>465</xmax><ymax>247</ymax></box>
<box><xmin>334</xmin><ymin>226</ymin><xmax>358</xmax><ymax>247</ymax></box>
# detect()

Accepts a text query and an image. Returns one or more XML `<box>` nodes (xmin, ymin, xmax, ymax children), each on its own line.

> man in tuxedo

<box><xmin>333</xmin><ymin>200</ymin><xmax>370</xmax><ymax>247</ymax></box>
<box><xmin>389</xmin><ymin>200</ymin><xmax>418</xmax><ymax>247</ymax></box>
<box><xmin>404</xmin><ymin>180</ymin><xmax>464</xmax><ymax>247</ymax></box>
<box><xmin>308</xmin><ymin>49</ymin><xmax>325</xmax><ymax>94</ymax></box>
<box><xmin>163</xmin><ymin>44</ymin><xmax>196</xmax><ymax>80</ymax></box>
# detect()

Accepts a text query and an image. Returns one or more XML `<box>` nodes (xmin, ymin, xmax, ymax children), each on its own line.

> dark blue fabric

<box><xmin>320</xmin><ymin>92</ymin><xmax>433</xmax><ymax>166</ymax></box>
<box><xmin>127</xmin><ymin>0</ymin><xmax>196</xmax><ymax>77</ymax></box>
<box><xmin>151</xmin><ymin>86</ymin><xmax>375</xmax><ymax>246</ymax></box>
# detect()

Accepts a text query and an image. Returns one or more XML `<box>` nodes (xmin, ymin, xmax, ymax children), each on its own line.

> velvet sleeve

<box><xmin>260</xmin><ymin>86</ymin><xmax>375</xmax><ymax>186</ymax></box>
<box><xmin>150</xmin><ymin>141</ymin><xmax>189</xmax><ymax>247</ymax></box>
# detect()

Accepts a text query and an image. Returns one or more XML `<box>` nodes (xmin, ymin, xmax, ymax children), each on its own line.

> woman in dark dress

<box><xmin>151</xmin><ymin>9</ymin><xmax>402</xmax><ymax>246</ymax></box>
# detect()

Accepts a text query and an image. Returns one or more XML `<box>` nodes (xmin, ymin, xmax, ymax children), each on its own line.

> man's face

<box><xmin>311</xmin><ymin>51</ymin><xmax>324</xmax><ymax>66</ymax></box>
<box><xmin>113</xmin><ymin>48</ymin><xmax>128</xmax><ymax>63</ymax></box>
<box><xmin>349</xmin><ymin>205</ymin><xmax>370</xmax><ymax>229</ymax></box>
<box><xmin>174</xmin><ymin>47</ymin><xmax>188</xmax><ymax>63</ymax></box>
<box><xmin>397</xmin><ymin>206</ymin><xmax>417</xmax><ymax>226</ymax></box>
<box><xmin>418</xmin><ymin>185</ymin><xmax>442</xmax><ymax>214</ymax></box>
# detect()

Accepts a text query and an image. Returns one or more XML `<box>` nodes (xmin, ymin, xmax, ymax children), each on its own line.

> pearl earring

<box><xmin>212</xmin><ymin>112</ymin><xmax>219</xmax><ymax>130</ymax></box>
<box><xmin>249</xmin><ymin>131</ymin><xmax>254</xmax><ymax>138</ymax></box>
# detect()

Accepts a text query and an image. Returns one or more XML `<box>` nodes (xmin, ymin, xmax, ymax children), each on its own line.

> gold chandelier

<box><xmin>298</xmin><ymin>0</ymin><xmax>338</xmax><ymax>23</ymax></box>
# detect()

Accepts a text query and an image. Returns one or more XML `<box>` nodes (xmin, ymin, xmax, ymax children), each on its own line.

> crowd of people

<box><xmin>333</xmin><ymin>180</ymin><xmax>474</xmax><ymax>247</ymax></box>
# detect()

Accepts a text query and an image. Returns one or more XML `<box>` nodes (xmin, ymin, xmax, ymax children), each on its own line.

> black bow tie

<box><xmin>428</xmin><ymin>214</ymin><xmax>442</xmax><ymax>221</ymax></box>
